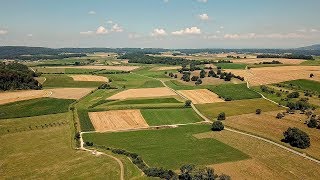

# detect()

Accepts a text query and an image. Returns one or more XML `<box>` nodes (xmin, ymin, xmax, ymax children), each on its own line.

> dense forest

<box><xmin>256</xmin><ymin>54</ymin><xmax>314</xmax><ymax>60</ymax></box>
<box><xmin>119</xmin><ymin>53</ymin><xmax>211</xmax><ymax>65</ymax></box>
<box><xmin>1</xmin><ymin>46</ymin><xmax>320</xmax><ymax>59</ymax></box>
<box><xmin>0</xmin><ymin>62</ymin><xmax>42</xmax><ymax>91</ymax></box>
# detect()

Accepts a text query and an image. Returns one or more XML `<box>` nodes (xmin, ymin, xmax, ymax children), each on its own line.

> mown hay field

<box><xmin>178</xmin><ymin>89</ymin><xmax>224</xmax><ymax>104</ymax></box>
<box><xmin>107</xmin><ymin>87</ymin><xmax>176</xmax><ymax>100</ymax></box>
<box><xmin>69</xmin><ymin>75</ymin><xmax>108</xmax><ymax>82</ymax></box>
<box><xmin>47</xmin><ymin>65</ymin><xmax>139</xmax><ymax>71</ymax></box>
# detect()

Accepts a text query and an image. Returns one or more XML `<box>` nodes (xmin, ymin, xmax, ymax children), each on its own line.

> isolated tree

<box><xmin>174</xmin><ymin>74</ymin><xmax>178</xmax><ymax>78</ymax></box>
<box><xmin>283</xmin><ymin>127</ymin><xmax>310</xmax><ymax>149</ymax></box>
<box><xmin>191</xmin><ymin>76</ymin><xmax>199</xmax><ymax>81</ymax></box>
<box><xmin>276</xmin><ymin>113</ymin><xmax>284</xmax><ymax>119</ymax></box>
<box><xmin>307</xmin><ymin>118</ymin><xmax>318</xmax><ymax>128</ymax></box>
<box><xmin>200</xmin><ymin>69</ymin><xmax>206</xmax><ymax>78</ymax></box>
<box><xmin>185</xmin><ymin>100</ymin><xmax>192</xmax><ymax>107</ymax></box>
<box><xmin>310</xmin><ymin>73</ymin><xmax>314</xmax><ymax>78</ymax></box>
<box><xmin>208</xmin><ymin>70</ymin><xmax>216</xmax><ymax>77</ymax></box>
<box><xmin>195</xmin><ymin>79</ymin><xmax>202</xmax><ymax>85</ymax></box>
<box><xmin>256</xmin><ymin>109</ymin><xmax>262</xmax><ymax>115</ymax></box>
<box><xmin>212</xmin><ymin>121</ymin><xmax>224</xmax><ymax>131</ymax></box>
<box><xmin>217</xmin><ymin>112</ymin><xmax>226</xmax><ymax>120</ymax></box>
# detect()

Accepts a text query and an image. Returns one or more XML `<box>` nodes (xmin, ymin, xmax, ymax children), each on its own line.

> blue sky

<box><xmin>0</xmin><ymin>0</ymin><xmax>320</xmax><ymax>48</ymax></box>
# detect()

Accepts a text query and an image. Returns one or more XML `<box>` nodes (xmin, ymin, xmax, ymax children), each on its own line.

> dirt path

<box><xmin>133</xmin><ymin>72</ymin><xmax>320</xmax><ymax>165</ymax></box>
<box><xmin>79</xmin><ymin>132</ymin><xmax>125</xmax><ymax>180</ymax></box>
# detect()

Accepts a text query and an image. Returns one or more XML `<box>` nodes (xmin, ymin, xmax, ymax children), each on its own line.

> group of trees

<box><xmin>282</xmin><ymin>127</ymin><xmax>310</xmax><ymax>149</ymax></box>
<box><xmin>257</xmin><ymin>54</ymin><xmax>314</xmax><ymax>60</ymax></box>
<box><xmin>259</xmin><ymin>60</ymin><xmax>283</xmax><ymax>64</ymax></box>
<box><xmin>0</xmin><ymin>62</ymin><xmax>42</xmax><ymax>91</ymax></box>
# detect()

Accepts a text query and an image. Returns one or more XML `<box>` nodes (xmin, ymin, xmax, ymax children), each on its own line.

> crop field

<box><xmin>141</xmin><ymin>108</ymin><xmax>203</xmax><ymax>126</ymax></box>
<box><xmin>150</xmin><ymin>66</ymin><xmax>181</xmax><ymax>71</ymax></box>
<box><xmin>0</xmin><ymin>98</ymin><xmax>74</xmax><ymax>119</ymax></box>
<box><xmin>282</xmin><ymin>79</ymin><xmax>320</xmax><ymax>93</ymax></box>
<box><xmin>228</xmin><ymin>66</ymin><xmax>320</xmax><ymax>86</ymax></box>
<box><xmin>224</xmin><ymin>111</ymin><xmax>320</xmax><ymax>160</ymax></box>
<box><xmin>165</xmin><ymin>80</ymin><xmax>217</xmax><ymax>90</ymax></box>
<box><xmin>0</xmin><ymin>113</ymin><xmax>126</xmax><ymax>179</ymax></box>
<box><xmin>208</xmin><ymin>83</ymin><xmax>261</xmax><ymax>100</ymax></box>
<box><xmin>232</xmin><ymin>58</ymin><xmax>306</xmax><ymax>65</ymax></box>
<box><xmin>89</xmin><ymin>110</ymin><xmax>149</xmax><ymax>132</ymax></box>
<box><xmin>107</xmin><ymin>87</ymin><xmax>176</xmax><ymax>100</ymax></box>
<box><xmin>83</xmin><ymin>124</ymin><xmax>249</xmax><ymax>170</ymax></box>
<box><xmin>196</xmin><ymin>98</ymin><xmax>283</xmax><ymax>120</ymax></box>
<box><xmin>43</xmin><ymin>74</ymin><xmax>104</xmax><ymax>88</ymax></box>
<box><xmin>215</xmin><ymin>63</ymin><xmax>247</xmax><ymax>69</ymax></box>
<box><xmin>107</xmin><ymin>73</ymin><xmax>164</xmax><ymax>88</ymax></box>
<box><xmin>0</xmin><ymin>90</ymin><xmax>52</xmax><ymax>105</ymax></box>
<box><xmin>106</xmin><ymin>97</ymin><xmax>182</xmax><ymax>106</ymax></box>
<box><xmin>195</xmin><ymin>130</ymin><xmax>320</xmax><ymax>179</ymax></box>
<box><xmin>178</xmin><ymin>89</ymin><xmax>224</xmax><ymax>104</ymax></box>
<box><xmin>49</xmin><ymin>88</ymin><xmax>94</xmax><ymax>99</ymax></box>
<box><xmin>69</xmin><ymin>75</ymin><xmax>108</xmax><ymax>82</ymax></box>
<box><xmin>47</xmin><ymin>65</ymin><xmax>140</xmax><ymax>71</ymax></box>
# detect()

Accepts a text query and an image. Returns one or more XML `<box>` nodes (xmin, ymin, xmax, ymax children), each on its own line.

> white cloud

<box><xmin>80</xmin><ymin>31</ymin><xmax>94</xmax><ymax>35</ymax></box>
<box><xmin>27</xmin><ymin>34</ymin><xmax>33</xmax><ymax>37</ymax></box>
<box><xmin>111</xmin><ymin>24</ymin><xmax>123</xmax><ymax>32</ymax></box>
<box><xmin>96</xmin><ymin>26</ymin><xmax>109</xmax><ymax>34</ymax></box>
<box><xmin>151</xmin><ymin>28</ymin><xmax>167</xmax><ymax>37</ymax></box>
<box><xmin>220</xmin><ymin>26</ymin><xmax>224</xmax><ymax>29</ymax></box>
<box><xmin>216</xmin><ymin>30</ymin><xmax>221</xmax><ymax>33</ymax></box>
<box><xmin>172</xmin><ymin>27</ymin><xmax>201</xmax><ymax>35</ymax></box>
<box><xmin>163</xmin><ymin>0</ymin><xmax>169</xmax><ymax>3</ymax></box>
<box><xmin>107</xmin><ymin>20</ymin><xmax>113</xmax><ymax>24</ymax></box>
<box><xmin>88</xmin><ymin>11</ymin><xmax>96</xmax><ymax>15</ymax></box>
<box><xmin>197</xmin><ymin>0</ymin><xmax>208</xmax><ymax>3</ymax></box>
<box><xmin>0</xmin><ymin>30</ymin><xmax>8</xmax><ymax>35</ymax></box>
<box><xmin>199</xmin><ymin>13</ymin><xmax>209</xmax><ymax>20</ymax></box>
<box><xmin>310</xmin><ymin>29</ymin><xmax>318</xmax><ymax>32</ymax></box>
<box><xmin>128</xmin><ymin>33</ymin><xmax>141</xmax><ymax>39</ymax></box>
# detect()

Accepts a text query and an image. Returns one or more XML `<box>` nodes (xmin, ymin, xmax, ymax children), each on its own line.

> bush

<box><xmin>191</xmin><ymin>76</ymin><xmax>199</xmax><ymax>81</ymax></box>
<box><xmin>217</xmin><ymin>112</ymin><xmax>226</xmax><ymax>120</ymax></box>
<box><xmin>307</xmin><ymin>118</ymin><xmax>318</xmax><ymax>128</ymax></box>
<box><xmin>85</xmin><ymin>142</ymin><xmax>93</xmax><ymax>146</ymax></box>
<box><xmin>283</xmin><ymin>127</ymin><xmax>310</xmax><ymax>149</ymax></box>
<box><xmin>276</xmin><ymin>113</ymin><xmax>284</xmax><ymax>119</ymax></box>
<box><xmin>256</xmin><ymin>109</ymin><xmax>262</xmax><ymax>115</ymax></box>
<box><xmin>212</xmin><ymin>121</ymin><xmax>224</xmax><ymax>131</ymax></box>
<box><xmin>287</xmin><ymin>92</ymin><xmax>300</xmax><ymax>98</ymax></box>
<box><xmin>185</xmin><ymin>100</ymin><xmax>192</xmax><ymax>107</ymax></box>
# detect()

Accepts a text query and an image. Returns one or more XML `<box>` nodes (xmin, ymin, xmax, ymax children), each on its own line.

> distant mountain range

<box><xmin>298</xmin><ymin>44</ymin><xmax>320</xmax><ymax>50</ymax></box>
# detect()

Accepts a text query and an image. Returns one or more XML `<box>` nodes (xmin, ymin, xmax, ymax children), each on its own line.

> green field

<box><xmin>300</xmin><ymin>60</ymin><xmax>320</xmax><ymax>66</ymax></box>
<box><xmin>83</xmin><ymin>124</ymin><xmax>249</xmax><ymax>170</ymax></box>
<box><xmin>0</xmin><ymin>112</ymin><xmax>141</xmax><ymax>179</ymax></box>
<box><xmin>107</xmin><ymin>97</ymin><xmax>181</xmax><ymax>106</ymax></box>
<box><xmin>108</xmin><ymin>73</ymin><xmax>164</xmax><ymax>89</ymax></box>
<box><xmin>141</xmin><ymin>108</ymin><xmax>203</xmax><ymax>126</ymax></box>
<box><xmin>216</xmin><ymin>63</ymin><xmax>247</xmax><ymax>69</ymax></box>
<box><xmin>282</xmin><ymin>79</ymin><xmax>320</xmax><ymax>93</ymax></box>
<box><xmin>209</xmin><ymin>83</ymin><xmax>261</xmax><ymax>100</ymax></box>
<box><xmin>43</xmin><ymin>74</ymin><xmax>103</xmax><ymax>88</ymax></box>
<box><xmin>165</xmin><ymin>80</ymin><xmax>216</xmax><ymax>90</ymax></box>
<box><xmin>0</xmin><ymin>98</ymin><xmax>74</xmax><ymax>119</ymax></box>
<box><xmin>196</xmin><ymin>98</ymin><xmax>283</xmax><ymax>120</ymax></box>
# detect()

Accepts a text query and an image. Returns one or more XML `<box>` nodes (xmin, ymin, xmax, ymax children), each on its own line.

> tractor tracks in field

<box><xmin>133</xmin><ymin>72</ymin><xmax>320</xmax><ymax>165</ymax></box>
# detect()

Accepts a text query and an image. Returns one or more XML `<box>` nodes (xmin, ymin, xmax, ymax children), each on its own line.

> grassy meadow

<box><xmin>43</xmin><ymin>74</ymin><xmax>103</xmax><ymax>88</ymax></box>
<box><xmin>209</xmin><ymin>83</ymin><xmax>261</xmax><ymax>100</ymax></box>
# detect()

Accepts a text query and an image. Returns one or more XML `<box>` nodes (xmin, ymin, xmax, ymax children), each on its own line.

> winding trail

<box><xmin>132</xmin><ymin>72</ymin><xmax>320</xmax><ymax>165</ymax></box>
<box><xmin>79</xmin><ymin>132</ymin><xmax>125</xmax><ymax>180</ymax></box>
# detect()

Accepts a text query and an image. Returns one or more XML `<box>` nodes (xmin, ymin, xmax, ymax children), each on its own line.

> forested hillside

<box><xmin>0</xmin><ymin>62</ymin><xmax>42</xmax><ymax>91</ymax></box>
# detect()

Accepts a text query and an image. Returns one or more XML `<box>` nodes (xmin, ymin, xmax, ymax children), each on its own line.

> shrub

<box><xmin>212</xmin><ymin>121</ymin><xmax>224</xmax><ymax>131</ymax></box>
<box><xmin>276</xmin><ymin>113</ymin><xmax>284</xmax><ymax>119</ymax></box>
<box><xmin>256</xmin><ymin>109</ymin><xmax>262</xmax><ymax>115</ymax></box>
<box><xmin>200</xmin><ymin>69</ymin><xmax>206</xmax><ymax>78</ymax></box>
<box><xmin>287</xmin><ymin>92</ymin><xmax>300</xmax><ymax>98</ymax></box>
<box><xmin>283</xmin><ymin>127</ymin><xmax>310</xmax><ymax>149</ymax></box>
<box><xmin>307</xmin><ymin>118</ymin><xmax>318</xmax><ymax>128</ymax></box>
<box><xmin>217</xmin><ymin>112</ymin><xmax>226</xmax><ymax>120</ymax></box>
<box><xmin>185</xmin><ymin>100</ymin><xmax>192</xmax><ymax>107</ymax></box>
<box><xmin>195</xmin><ymin>79</ymin><xmax>202</xmax><ymax>85</ymax></box>
<box><xmin>85</xmin><ymin>142</ymin><xmax>93</xmax><ymax>146</ymax></box>
<box><xmin>191</xmin><ymin>76</ymin><xmax>199</xmax><ymax>81</ymax></box>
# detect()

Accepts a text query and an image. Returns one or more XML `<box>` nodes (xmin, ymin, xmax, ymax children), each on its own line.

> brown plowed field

<box><xmin>88</xmin><ymin>110</ymin><xmax>149</xmax><ymax>132</ymax></box>
<box><xmin>107</xmin><ymin>87</ymin><xmax>176</xmax><ymax>100</ymax></box>
<box><xmin>228</xmin><ymin>66</ymin><xmax>320</xmax><ymax>86</ymax></box>
<box><xmin>69</xmin><ymin>75</ymin><xmax>108</xmax><ymax>82</ymax></box>
<box><xmin>178</xmin><ymin>89</ymin><xmax>224</xmax><ymax>104</ymax></box>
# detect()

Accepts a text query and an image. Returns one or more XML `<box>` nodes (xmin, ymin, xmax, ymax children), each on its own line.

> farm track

<box><xmin>132</xmin><ymin>72</ymin><xmax>320</xmax><ymax>165</ymax></box>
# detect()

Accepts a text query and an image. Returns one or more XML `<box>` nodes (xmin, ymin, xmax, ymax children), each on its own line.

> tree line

<box><xmin>256</xmin><ymin>54</ymin><xmax>314</xmax><ymax>60</ymax></box>
<box><xmin>0</xmin><ymin>62</ymin><xmax>42</xmax><ymax>91</ymax></box>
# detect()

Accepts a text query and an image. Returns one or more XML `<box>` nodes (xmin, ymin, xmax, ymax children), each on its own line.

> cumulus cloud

<box><xmin>111</xmin><ymin>24</ymin><xmax>123</xmax><ymax>32</ymax></box>
<box><xmin>199</xmin><ymin>13</ymin><xmax>209</xmax><ymax>20</ymax></box>
<box><xmin>172</xmin><ymin>27</ymin><xmax>201</xmax><ymax>35</ymax></box>
<box><xmin>0</xmin><ymin>30</ymin><xmax>8</xmax><ymax>35</ymax></box>
<box><xmin>96</xmin><ymin>26</ymin><xmax>109</xmax><ymax>34</ymax></box>
<box><xmin>88</xmin><ymin>11</ymin><xmax>96</xmax><ymax>15</ymax></box>
<box><xmin>151</xmin><ymin>28</ymin><xmax>167</xmax><ymax>37</ymax></box>
<box><xmin>80</xmin><ymin>31</ymin><xmax>94</xmax><ymax>35</ymax></box>
<box><xmin>197</xmin><ymin>0</ymin><xmax>208</xmax><ymax>3</ymax></box>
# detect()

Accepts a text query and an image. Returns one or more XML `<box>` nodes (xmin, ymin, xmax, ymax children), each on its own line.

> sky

<box><xmin>0</xmin><ymin>0</ymin><xmax>320</xmax><ymax>49</ymax></box>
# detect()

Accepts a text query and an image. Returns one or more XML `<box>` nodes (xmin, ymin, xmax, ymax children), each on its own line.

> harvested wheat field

<box><xmin>0</xmin><ymin>90</ymin><xmax>51</xmax><ymax>105</ymax></box>
<box><xmin>49</xmin><ymin>88</ymin><xmax>94</xmax><ymax>99</ymax></box>
<box><xmin>150</xmin><ymin>66</ymin><xmax>181</xmax><ymax>71</ymax></box>
<box><xmin>107</xmin><ymin>87</ymin><xmax>176</xmax><ymax>100</ymax></box>
<box><xmin>47</xmin><ymin>65</ymin><xmax>139</xmax><ymax>71</ymax></box>
<box><xmin>89</xmin><ymin>110</ymin><xmax>149</xmax><ymax>132</ymax></box>
<box><xmin>228</xmin><ymin>66</ymin><xmax>320</xmax><ymax>86</ymax></box>
<box><xmin>69</xmin><ymin>75</ymin><xmax>108</xmax><ymax>82</ymax></box>
<box><xmin>224</xmin><ymin>110</ymin><xmax>320</xmax><ymax>160</ymax></box>
<box><xmin>178</xmin><ymin>89</ymin><xmax>224</xmax><ymax>104</ymax></box>
<box><xmin>232</xmin><ymin>58</ymin><xmax>306</xmax><ymax>65</ymax></box>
